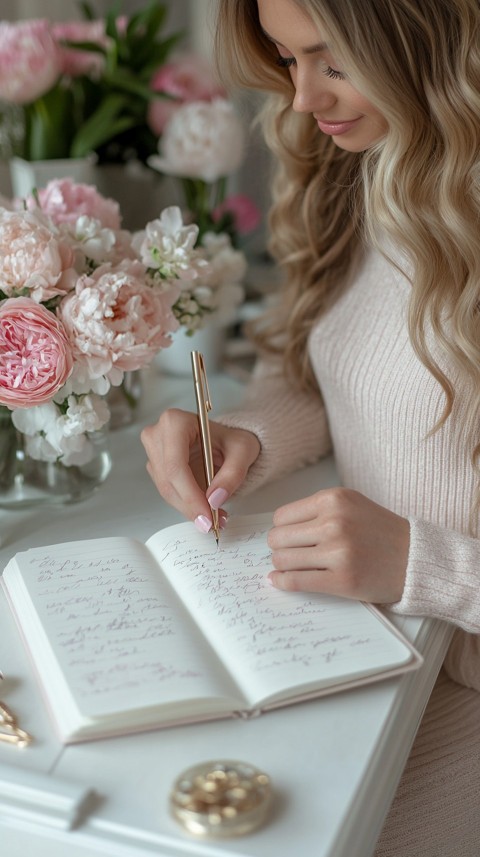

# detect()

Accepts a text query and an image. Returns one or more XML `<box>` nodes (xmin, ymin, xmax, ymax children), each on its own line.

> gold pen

<box><xmin>191</xmin><ymin>351</ymin><xmax>220</xmax><ymax>545</ymax></box>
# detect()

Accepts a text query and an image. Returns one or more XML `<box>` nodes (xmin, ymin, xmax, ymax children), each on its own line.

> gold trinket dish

<box><xmin>169</xmin><ymin>759</ymin><xmax>272</xmax><ymax>838</ymax></box>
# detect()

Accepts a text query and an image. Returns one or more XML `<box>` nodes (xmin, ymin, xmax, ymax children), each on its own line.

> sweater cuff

<box><xmin>389</xmin><ymin>517</ymin><xmax>480</xmax><ymax>633</ymax></box>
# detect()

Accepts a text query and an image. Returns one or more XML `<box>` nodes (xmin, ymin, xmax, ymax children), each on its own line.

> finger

<box><xmin>273</xmin><ymin>494</ymin><xmax>326</xmax><ymax>526</ymax></box>
<box><xmin>270</xmin><ymin>545</ymin><xmax>330</xmax><ymax>572</ymax></box>
<box><xmin>273</xmin><ymin>487</ymin><xmax>352</xmax><ymax>526</ymax></box>
<box><xmin>142</xmin><ymin>411</ymin><xmax>212</xmax><ymax>521</ymax></box>
<box><xmin>268</xmin><ymin>568</ymin><xmax>339</xmax><ymax>595</ymax></box>
<box><xmin>268</xmin><ymin>520</ymin><xmax>322</xmax><ymax>550</ymax></box>
<box><xmin>207</xmin><ymin>426</ymin><xmax>260</xmax><ymax>503</ymax></box>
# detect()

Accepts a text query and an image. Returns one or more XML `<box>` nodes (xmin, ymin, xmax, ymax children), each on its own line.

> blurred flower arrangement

<box><xmin>0</xmin><ymin>1</ymin><xmax>182</xmax><ymax>164</ymax></box>
<box><xmin>0</xmin><ymin>177</ymin><xmax>226</xmax><ymax>469</ymax></box>
<box><xmin>147</xmin><ymin>55</ymin><xmax>261</xmax><ymax>331</ymax></box>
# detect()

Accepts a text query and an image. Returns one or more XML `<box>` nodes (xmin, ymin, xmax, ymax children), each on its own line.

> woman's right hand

<box><xmin>141</xmin><ymin>408</ymin><xmax>261</xmax><ymax>531</ymax></box>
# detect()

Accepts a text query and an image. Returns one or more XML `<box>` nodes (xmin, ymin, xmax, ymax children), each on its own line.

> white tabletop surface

<box><xmin>0</xmin><ymin>365</ymin><xmax>453</xmax><ymax>857</ymax></box>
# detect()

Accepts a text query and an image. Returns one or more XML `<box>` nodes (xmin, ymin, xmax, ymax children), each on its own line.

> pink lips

<box><xmin>315</xmin><ymin>117</ymin><xmax>360</xmax><ymax>135</ymax></box>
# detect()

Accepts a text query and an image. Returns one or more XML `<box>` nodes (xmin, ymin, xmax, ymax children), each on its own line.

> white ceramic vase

<box><xmin>155</xmin><ymin>325</ymin><xmax>228</xmax><ymax>377</ymax></box>
<box><xmin>9</xmin><ymin>155</ymin><xmax>98</xmax><ymax>199</ymax></box>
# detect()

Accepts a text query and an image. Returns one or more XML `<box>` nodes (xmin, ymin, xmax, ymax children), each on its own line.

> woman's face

<box><xmin>257</xmin><ymin>0</ymin><xmax>388</xmax><ymax>152</ymax></box>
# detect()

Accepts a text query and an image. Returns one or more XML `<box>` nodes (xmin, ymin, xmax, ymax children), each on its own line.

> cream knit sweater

<box><xmin>220</xmin><ymin>246</ymin><xmax>480</xmax><ymax>854</ymax></box>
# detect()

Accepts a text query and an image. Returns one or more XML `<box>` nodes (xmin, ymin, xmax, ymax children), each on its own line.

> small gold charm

<box><xmin>0</xmin><ymin>697</ymin><xmax>33</xmax><ymax>748</ymax></box>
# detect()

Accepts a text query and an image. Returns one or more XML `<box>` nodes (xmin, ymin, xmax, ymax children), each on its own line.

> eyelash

<box><xmin>275</xmin><ymin>55</ymin><xmax>345</xmax><ymax>81</ymax></box>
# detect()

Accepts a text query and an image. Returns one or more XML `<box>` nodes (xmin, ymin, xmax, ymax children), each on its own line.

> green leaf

<box><xmin>25</xmin><ymin>87</ymin><xmax>76</xmax><ymax>160</ymax></box>
<box><xmin>69</xmin><ymin>94</ymin><xmax>133</xmax><ymax>157</ymax></box>
<box><xmin>77</xmin><ymin>1</ymin><xmax>95</xmax><ymax>22</ymax></box>
<box><xmin>59</xmin><ymin>39</ymin><xmax>107</xmax><ymax>57</ymax></box>
<box><xmin>102</xmin><ymin>68</ymin><xmax>157</xmax><ymax>99</ymax></box>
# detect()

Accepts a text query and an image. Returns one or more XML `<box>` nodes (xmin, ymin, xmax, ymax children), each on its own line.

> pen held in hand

<box><xmin>191</xmin><ymin>351</ymin><xmax>220</xmax><ymax>546</ymax></box>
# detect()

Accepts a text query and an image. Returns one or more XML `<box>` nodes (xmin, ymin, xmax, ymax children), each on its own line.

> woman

<box><xmin>142</xmin><ymin>1</ymin><xmax>480</xmax><ymax>852</ymax></box>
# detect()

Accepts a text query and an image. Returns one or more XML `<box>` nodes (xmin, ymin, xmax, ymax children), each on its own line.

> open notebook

<box><xmin>1</xmin><ymin>513</ymin><xmax>422</xmax><ymax>744</ymax></box>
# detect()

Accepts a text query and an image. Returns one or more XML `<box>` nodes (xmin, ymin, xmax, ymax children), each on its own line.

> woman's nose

<box><xmin>292</xmin><ymin>68</ymin><xmax>336</xmax><ymax>114</ymax></box>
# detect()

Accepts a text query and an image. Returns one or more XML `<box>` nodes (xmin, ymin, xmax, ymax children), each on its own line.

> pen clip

<box><xmin>191</xmin><ymin>351</ymin><xmax>212</xmax><ymax>412</ymax></box>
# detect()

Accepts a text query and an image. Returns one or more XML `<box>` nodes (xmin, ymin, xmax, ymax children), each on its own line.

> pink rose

<box><xmin>0</xmin><ymin>20</ymin><xmax>61</xmax><ymax>104</ymax></box>
<box><xmin>0</xmin><ymin>298</ymin><xmax>73</xmax><ymax>408</ymax></box>
<box><xmin>52</xmin><ymin>21</ymin><xmax>108</xmax><ymax>78</ymax></box>
<box><xmin>0</xmin><ymin>208</ymin><xmax>75</xmax><ymax>303</ymax></box>
<box><xmin>212</xmin><ymin>194</ymin><xmax>262</xmax><ymax>235</ymax></box>
<box><xmin>148</xmin><ymin>54</ymin><xmax>226</xmax><ymax>136</ymax></box>
<box><xmin>58</xmin><ymin>261</ymin><xmax>179</xmax><ymax>383</ymax></box>
<box><xmin>24</xmin><ymin>178</ymin><xmax>121</xmax><ymax>230</ymax></box>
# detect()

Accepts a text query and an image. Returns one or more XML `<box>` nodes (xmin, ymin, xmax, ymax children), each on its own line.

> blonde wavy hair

<box><xmin>215</xmin><ymin>0</ymin><xmax>480</xmax><ymax>530</ymax></box>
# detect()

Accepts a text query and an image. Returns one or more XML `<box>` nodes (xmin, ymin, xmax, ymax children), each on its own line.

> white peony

<box><xmin>148</xmin><ymin>98</ymin><xmax>246</xmax><ymax>182</ymax></box>
<box><xmin>132</xmin><ymin>206</ymin><xmax>208</xmax><ymax>282</ymax></box>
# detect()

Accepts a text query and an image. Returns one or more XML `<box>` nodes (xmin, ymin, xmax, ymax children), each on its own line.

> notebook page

<box><xmin>148</xmin><ymin>515</ymin><xmax>413</xmax><ymax>706</ymax></box>
<box><xmin>5</xmin><ymin>539</ymin><xmax>243</xmax><ymax>718</ymax></box>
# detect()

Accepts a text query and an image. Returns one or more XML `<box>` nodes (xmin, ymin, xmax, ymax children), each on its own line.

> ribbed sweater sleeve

<box><xmin>390</xmin><ymin>517</ymin><xmax>480</xmax><ymax>633</ymax></box>
<box><xmin>217</xmin><ymin>358</ymin><xmax>332</xmax><ymax>493</ymax></box>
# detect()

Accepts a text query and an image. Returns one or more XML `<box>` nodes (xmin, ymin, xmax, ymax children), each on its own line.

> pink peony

<box><xmin>58</xmin><ymin>261</ymin><xmax>180</xmax><ymax>384</ymax></box>
<box><xmin>0</xmin><ymin>20</ymin><xmax>61</xmax><ymax>105</ymax></box>
<box><xmin>0</xmin><ymin>298</ymin><xmax>73</xmax><ymax>408</ymax></box>
<box><xmin>212</xmin><ymin>194</ymin><xmax>262</xmax><ymax>235</ymax></box>
<box><xmin>24</xmin><ymin>178</ymin><xmax>121</xmax><ymax>230</ymax></box>
<box><xmin>148</xmin><ymin>54</ymin><xmax>226</xmax><ymax>136</ymax></box>
<box><xmin>0</xmin><ymin>208</ymin><xmax>76</xmax><ymax>303</ymax></box>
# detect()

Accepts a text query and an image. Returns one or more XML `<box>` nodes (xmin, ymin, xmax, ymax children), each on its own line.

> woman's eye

<box><xmin>275</xmin><ymin>55</ymin><xmax>296</xmax><ymax>68</ymax></box>
<box><xmin>275</xmin><ymin>54</ymin><xmax>345</xmax><ymax>81</ymax></box>
<box><xmin>323</xmin><ymin>66</ymin><xmax>345</xmax><ymax>81</ymax></box>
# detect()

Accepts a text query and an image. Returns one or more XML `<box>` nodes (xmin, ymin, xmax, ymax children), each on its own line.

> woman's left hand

<box><xmin>267</xmin><ymin>488</ymin><xmax>410</xmax><ymax>604</ymax></box>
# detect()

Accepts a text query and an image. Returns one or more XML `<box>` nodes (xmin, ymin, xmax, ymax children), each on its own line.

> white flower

<box><xmin>211</xmin><ymin>282</ymin><xmax>245</xmax><ymax>325</ymax></box>
<box><xmin>148</xmin><ymin>98</ymin><xmax>246</xmax><ymax>182</ymax></box>
<box><xmin>59</xmin><ymin>393</ymin><xmax>110</xmax><ymax>438</ymax></box>
<box><xmin>60</xmin><ymin>215</ymin><xmax>117</xmax><ymax>269</ymax></box>
<box><xmin>57</xmin><ymin>367</ymin><xmax>111</xmax><ymax>398</ymax></box>
<box><xmin>10</xmin><ymin>393</ymin><xmax>109</xmax><ymax>465</ymax></box>
<box><xmin>24</xmin><ymin>434</ymin><xmax>60</xmax><ymax>462</ymax></box>
<box><xmin>192</xmin><ymin>285</ymin><xmax>215</xmax><ymax>308</ymax></box>
<box><xmin>11</xmin><ymin>401</ymin><xmax>58</xmax><ymax>437</ymax></box>
<box><xmin>200</xmin><ymin>231</ymin><xmax>248</xmax><ymax>289</ymax></box>
<box><xmin>132</xmin><ymin>206</ymin><xmax>208</xmax><ymax>281</ymax></box>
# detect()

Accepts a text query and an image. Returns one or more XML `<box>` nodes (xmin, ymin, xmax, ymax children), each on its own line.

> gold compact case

<box><xmin>169</xmin><ymin>759</ymin><xmax>272</xmax><ymax>838</ymax></box>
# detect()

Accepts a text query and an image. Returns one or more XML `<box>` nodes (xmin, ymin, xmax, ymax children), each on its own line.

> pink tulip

<box><xmin>0</xmin><ymin>298</ymin><xmax>73</xmax><ymax>408</ymax></box>
<box><xmin>52</xmin><ymin>21</ymin><xmax>108</xmax><ymax>78</ymax></box>
<box><xmin>148</xmin><ymin>54</ymin><xmax>226</xmax><ymax>136</ymax></box>
<box><xmin>0</xmin><ymin>20</ymin><xmax>61</xmax><ymax>104</ymax></box>
<box><xmin>212</xmin><ymin>194</ymin><xmax>262</xmax><ymax>235</ymax></box>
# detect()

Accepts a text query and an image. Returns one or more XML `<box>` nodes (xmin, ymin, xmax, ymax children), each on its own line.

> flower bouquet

<box><xmin>0</xmin><ymin>177</ymin><xmax>216</xmax><ymax>508</ymax></box>
<box><xmin>0</xmin><ymin>1</ymin><xmax>182</xmax><ymax>165</ymax></box>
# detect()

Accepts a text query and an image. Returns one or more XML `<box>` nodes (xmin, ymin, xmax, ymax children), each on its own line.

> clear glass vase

<box><xmin>106</xmin><ymin>371</ymin><xmax>143</xmax><ymax>430</ymax></box>
<box><xmin>0</xmin><ymin>410</ymin><xmax>112</xmax><ymax>510</ymax></box>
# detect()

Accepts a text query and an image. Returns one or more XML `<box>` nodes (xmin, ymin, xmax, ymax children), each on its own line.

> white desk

<box><xmin>0</xmin><ymin>367</ymin><xmax>452</xmax><ymax>857</ymax></box>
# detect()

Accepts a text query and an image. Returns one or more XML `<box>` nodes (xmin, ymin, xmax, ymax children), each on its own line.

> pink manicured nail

<box><xmin>194</xmin><ymin>515</ymin><xmax>212</xmax><ymax>534</ymax></box>
<box><xmin>208</xmin><ymin>487</ymin><xmax>229</xmax><ymax>510</ymax></box>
